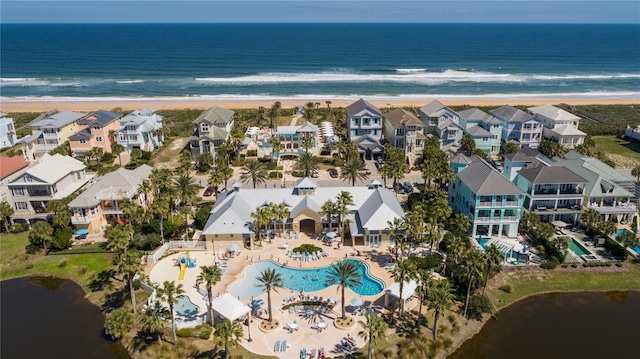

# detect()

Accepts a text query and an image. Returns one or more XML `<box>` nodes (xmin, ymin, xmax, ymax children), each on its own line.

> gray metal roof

<box><xmin>384</xmin><ymin>108</ymin><xmax>423</xmax><ymax>127</ymax></box>
<box><xmin>449</xmin><ymin>152</ymin><xmax>473</xmax><ymax>165</ymax></box>
<box><xmin>465</xmin><ymin>125</ymin><xmax>492</xmax><ymax>137</ymax></box>
<box><xmin>192</xmin><ymin>106</ymin><xmax>235</xmax><ymax>125</ymax></box>
<box><xmin>68</xmin><ymin>128</ymin><xmax>92</xmax><ymax>140</ymax></box>
<box><xmin>457</xmin><ymin>157</ymin><xmax>524</xmax><ymax>195</ymax></box>
<box><xmin>490</xmin><ymin>105</ymin><xmax>534</xmax><ymax>123</ymax></box>
<box><xmin>528</xmin><ymin>104</ymin><xmax>580</xmax><ymax>122</ymax></box>
<box><xmin>78</xmin><ymin>110</ymin><xmax>122</xmax><ymax>126</ymax></box>
<box><xmin>346</xmin><ymin>99</ymin><xmax>382</xmax><ymax>118</ymax></box>
<box><xmin>295</xmin><ymin>177</ymin><xmax>317</xmax><ymax>188</ymax></box>
<box><xmin>517</xmin><ymin>166</ymin><xmax>586</xmax><ymax>184</ymax></box>
<box><xmin>419</xmin><ymin>100</ymin><xmax>449</xmax><ymax>116</ymax></box>
<box><xmin>29</xmin><ymin>110</ymin><xmax>87</xmax><ymax>129</ymax></box>
<box><xmin>68</xmin><ymin>165</ymin><xmax>152</xmax><ymax>208</ymax></box>
<box><xmin>503</xmin><ymin>147</ymin><xmax>542</xmax><ymax>162</ymax></box>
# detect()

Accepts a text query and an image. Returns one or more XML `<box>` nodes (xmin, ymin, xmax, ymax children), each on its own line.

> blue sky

<box><xmin>2</xmin><ymin>1</ymin><xmax>639</xmax><ymax>24</ymax></box>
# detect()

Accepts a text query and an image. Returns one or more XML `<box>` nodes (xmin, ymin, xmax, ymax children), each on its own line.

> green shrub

<box><xmin>615</xmin><ymin>262</ymin><xmax>623</xmax><ymax>267</ymax></box>
<box><xmin>571</xmin><ymin>263</ymin><xmax>578</xmax><ymax>268</ymax></box>
<box><xmin>320</xmin><ymin>147</ymin><xmax>331</xmax><ymax>155</ymax></box>
<box><xmin>265</xmin><ymin>161</ymin><xmax>278</xmax><ymax>170</ymax></box>
<box><xmin>58</xmin><ymin>258</ymin><xmax>68</xmax><ymax>267</ymax></box>
<box><xmin>292</xmin><ymin>243</ymin><xmax>322</xmax><ymax>254</ymax></box>
<box><xmin>269</xmin><ymin>171</ymin><xmax>283</xmax><ymax>179</ymax></box>
<box><xmin>466</xmin><ymin>294</ymin><xmax>492</xmax><ymax>320</ymax></box>
<box><xmin>498</xmin><ymin>284</ymin><xmax>512</xmax><ymax>293</ymax></box>
<box><xmin>540</xmin><ymin>258</ymin><xmax>560</xmax><ymax>270</ymax></box>
<box><xmin>78</xmin><ymin>266</ymin><xmax>88</xmax><ymax>275</ymax></box>
<box><xmin>25</xmin><ymin>263</ymin><xmax>34</xmax><ymax>269</ymax></box>
<box><xmin>177</xmin><ymin>323</ymin><xmax>213</xmax><ymax>339</ymax></box>
<box><xmin>10</xmin><ymin>222</ymin><xmax>24</xmax><ymax>233</ymax></box>
<box><xmin>194</xmin><ymin>205</ymin><xmax>213</xmax><ymax>230</ymax></box>
<box><xmin>246</xmin><ymin>149</ymin><xmax>258</xmax><ymax>157</ymax></box>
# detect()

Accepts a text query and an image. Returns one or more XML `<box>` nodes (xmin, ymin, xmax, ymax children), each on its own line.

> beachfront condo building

<box><xmin>69</xmin><ymin>110</ymin><xmax>123</xmax><ymax>157</ymax></box>
<box><xmin>0</xmin><ymin>113</ymin><xmax>18</xmax><ymax>149</ymax></box>
<box><xmin>271</xmin><ymin>121</ymin><xmax>319</xmax><ymax>157</ymax></box>
<box><xmin>490</xmin><ymin>105</ymin><xmax>543</xmax><ymax>149</ymax></box>
<box><xmin>202</xmin><ymin>178</ymin><xmax>404</xmax><ymax>250</ymax></box>
<box><xmin>528</xmin><ymin>105</ymin><xmax>586</xmax><ymax>148</ymax></box>
<box><xmin>382</xmin><ymin>108</ymin><xmax>426</xmax><ymax>166</ymax></box>
<box><xmin>189</xmin><ymin>106</ymin><xmax>235</xmax><ymax>158</ymax></box>
<box><xmin>553</xmin><ymin>151</ymin><xmax>638</xmax><ymax>225</ymax></box>
<box><xmin>18</xmin><ymin>110</ymin><xmax>86</xmax><ymax>161</ymax></box>
<box><xmin>448</xmin><ymin>156</ymin><xmax>525</xmax><ymax>238</ymax></box>
<box><xmin>345</xmin><ymin>99</ymin><xmax>384</xmax><ymax>159</ymax></box>
<box><xmin>0</xmin><ymin>156</ymin><xmax>30</xmax><ymax>204</ymax></box>
<box><xmin>115</xmin><ymin>108</ymin><xmax>164</xmax><ymax>154</ymax></box>
<box><xmin>67</xmin><ymin>165</ymin><xmax>153</xmax><ymax>234</ymax></box>
<box><xmin>458</xmin><ymin>108</ymin><xmax>503</xmax><ymax>155</ymax></box>
<box><xmin>8</xmin><ymin>154</ymin><xmax>92</xmax><ymax>224</ymax></box>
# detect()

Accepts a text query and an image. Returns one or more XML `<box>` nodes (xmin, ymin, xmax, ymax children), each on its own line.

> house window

<box><xmin>93</xmin><ymin>126</ymin><xmax>100</xmax><ymax>131</ymax></box>
<box><xmin>119</xmin><ymin>134</ymin><xmax>126</xmax><ymax>141</ymax></box>
<box><xmin>25</xmin><ymin>175</ymin><xmax>33</xmax><ymax>182</ymax></box>
<box><xmin>201</xmin><ymin>123</ymin><xmax>209</xmax><ymax>132</ymax></box>
<box><xmin>90</xmin><ymin>207</ymin><xmax>98</xmax><ymax>215</ymax></box>
<box><xmin>14</xmin><ymin>202</ymin><xmax>28</xmax><ymax>210</ymax></box>
<box><xmin>79</xmin><ymin>139</ymin><xmax>87</xmax><ymax>144</ymax></box>
<box><xmin>77</xmin><ymin>172</ymin><xmax>82</xmax><ymax>180</ymax></box>
<box><xmin>96</xmin><ymin>137</ymin><xmax>103</xmax><ymax>142</ymax></box>
<box><xmin>12</xmin><ymin>187</ymin><xmax>24</xmax><ymax>196</ymax></box>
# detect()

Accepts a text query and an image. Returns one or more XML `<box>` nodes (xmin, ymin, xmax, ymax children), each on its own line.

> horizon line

<box><xmin>2</xmin><ymin>22</ymin><xmax>639</xmax><ymax>25</ymax></box>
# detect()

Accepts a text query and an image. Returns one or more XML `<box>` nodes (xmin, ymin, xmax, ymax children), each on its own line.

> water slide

<box><xmin>179</xmin><ymin>263</ymin><xmax>186</xmax><ymax>280</ymax></box>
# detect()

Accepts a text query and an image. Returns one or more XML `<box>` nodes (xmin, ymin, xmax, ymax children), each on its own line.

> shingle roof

<box><xmin>503</xmin><ymin>147</ymin><xmax>542</xmax><ymax>162</ymax></box>
<box><xmin>449</xmin><ymin>152</ymin><xmax>473</xmax><ymax>165</ymax></box>
<box><xmin>419</xmin><ymin>100</ymin><xmax>448</xmax><ymax>116</ymax></box>
<box><xmin>0</xmin><ymin>156</ymin><xmax>29</xmax><ymax>179</ymax></box>
<box><xmin>354</xmin><ymin>135</ymin><xmax>384</xmax><ymax>151</ymax></box>
<box><xmin>346</xmin><ymin>99</ymin><xmax>382</xmax><ymax>118</ymax></box>
<box><xmin>490</xmin><ymin>105</ymin><xmax>534</xmax><ymax>123</ymax></box>
<box><xmin>78</xmin><ymin>110</ymin><xmax>122</xmax><ymax>126</ymax></box>
<box><xmin>67</xmin><ymin>165</ymin><xmax>152</xmax><ymax>208</ymax></box>
<box><xmin>457</xmin><ymin>157</ymin><xmax>524</xmax><ymax>195</ymax></box>
<box><xmin>517</xmin><ymin>166</ymin><xmax>586</xmax><ymax>184</ymax></box>
<box><xmin>466</xmin><ymin>125</ymin><xmax>492</xmax><ymax>137</ymax></box>
<box><xmin>192</xmin><ymin>106</ymin><xmax>235</xmax><ymax>125</ymax></box>
<box><xmin>384</xmin><ymin>108</ymin><xmax>423</xmax><ymax>128</ymax></box>
<box><xmin>13</xmin><ymin>154</ymin><xmax>84</xmax><ymax>184</ymax></box>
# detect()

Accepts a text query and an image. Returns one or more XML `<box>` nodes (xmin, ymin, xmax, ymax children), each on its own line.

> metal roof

<box><xmin>457</xmin><ymin>157</ymin><xmax>524</xmax><ymax>195</ymax></box>
<box><xmin>346</xmin><ymin>99</ymin><xmax>382</xmax><ymax>118</ymax></box>
<box><xmin>517</xmin><ymin>166</ymin><xmax>586</xmax><ymax>184</ymax></box>
<box><xmin>490</xmin><ymin>105</ymin><xmax>534</xmax><ymax>123</ymax></box>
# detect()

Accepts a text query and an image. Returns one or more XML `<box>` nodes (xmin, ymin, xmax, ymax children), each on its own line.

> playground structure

<box><xmin>176</xmin><ymin>252</ymin><xmax>197</xmax><ymax>280</ymax></box>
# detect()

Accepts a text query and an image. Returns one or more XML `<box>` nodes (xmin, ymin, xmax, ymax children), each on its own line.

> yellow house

<box><xmin>202</xmin><ymin>178</ymin><xmax>404</xmax><ymax>250</ymax></box>
<box><xmin>19</xmin><ymin>110</ymin><xmax>86</xmax><ymax>161</ymax></box>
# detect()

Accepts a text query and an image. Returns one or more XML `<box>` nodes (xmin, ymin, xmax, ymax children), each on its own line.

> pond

<box><xmin>449</xmin><ymin>291</ymin><xmax>640</xmax><ymax>359</ymax></box>
<box><xmin>0</xmin><ymin>276</ymin><xmax>130</xmax><ymax>359</ymax></box>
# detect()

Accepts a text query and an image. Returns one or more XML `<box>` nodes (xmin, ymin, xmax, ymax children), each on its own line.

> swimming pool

<box><xmin>175</xmin><ymin>296</ymin><xmax>199</xmax><ymax>316</ymax></box>
<box><xmin>567</xmin><ymin>238</ymin><xmax>591</xmax><ymax>256</ymax></box>
<box><xmin>228</xmin><ymin>259</ymin><xmax>385</xmax><ymax>300</ymax></box>
<box><xmin>615</xmin><ymin>228</ymin><xmax>640</xmax><ymax>255</ymax></box>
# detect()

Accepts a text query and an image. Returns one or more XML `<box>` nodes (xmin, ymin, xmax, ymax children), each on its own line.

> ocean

<box><xmin>1</xmin><ymin>23</ymin><xmax>639</xmax><ymax>101</ymax></box>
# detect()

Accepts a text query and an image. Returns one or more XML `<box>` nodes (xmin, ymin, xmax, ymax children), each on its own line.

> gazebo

<box><xmin>212</xmin><ymin>293</ymin><xmax>251</xmax><ymax>322</ymax></box>
<box><xmin>383</xmin><ymin>280</ymin><xmax>418</xmax><ymax>310</ymax></box>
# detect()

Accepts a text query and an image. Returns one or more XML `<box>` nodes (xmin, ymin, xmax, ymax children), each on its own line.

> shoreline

<box><xmin>1</xmin><ymin>96</ymin><xmax>639</xmax><ymax>112</ymax></box>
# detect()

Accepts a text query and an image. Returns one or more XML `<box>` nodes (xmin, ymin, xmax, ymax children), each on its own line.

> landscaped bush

<box><xmin>194</xmin><ymin>205</ymin><xmax>213</xmax><ymax>230</ymax></box>
<box><xmin>320</xmin><ymin>147</ymin><xmax>331</xmax><ymax>155</ymax></box>
<box><xmin>58</xmin><ymin>258</ymin><xmax>68</xmax><ymax>267</ymax></box>
<box><xmin>603</xmin><ymin>237</ymin><xmax>628</xmax><ymax>259</ymax></box>
<box><xmin>466</xmin><ymin>294</ymin><xmax>492</xmax><ymax>320</ymax></box>
<box><xmin>246</xmin><ymin>149</ymin><xmax>258</xmax><ymax>157</ymax></box>
<box><xmin>177</xmin><ymin>323</ymin><xmax>213</xmax><ymax>339</ymax></box>
<box><xmin>51</xmin><ymin>227</ymin><xmax>73</xmax><ymax>250</ymax></box>
<box><xmin>265</xmin><ymin>161</ymin><xmax>278</xmax><ymax>170</ymax></box>
<box><xmin>78</xmin><ymin>266</ymin><xmax>88</xmax><ymax>275</ymax></box>
<box><xmin>540</xmin><ymin>258</ymin><xmax>560</xmax><ymax>270</ymax></box>
<box><xmin>268</xmin><ymin>171</ymin><xmax>282</xmax><ymax>179</ymax></box>
<box><xmin>292</xmin><ymin>243</ymin><xmax>322</xmax><ymax>254</ymax></box>
<box><xmin>498</xmin><ymin>284</ymin><xmax>512</xmax><ymax>293</ymax></box>
<box><xmin>10</xmin><ymin>222</ymin><xmax>24</xmax><ymax>233</ymax></box>
<box><xmin>615</xmin><ymin>262</ymin><xmax>623</xmax><ymax>267</ymax></box>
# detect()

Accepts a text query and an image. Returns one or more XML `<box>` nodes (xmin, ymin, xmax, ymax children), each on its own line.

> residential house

<box><xmin>271</xmin><ymin>121</ymin><xmax>319</xmax><ymax>157</ymax></box>
<box><xmin>189</xmin><ymin>106</ymin><xmax>235</xmax><ymax>157</ymax></box>
<box><xmin>502</xmin><ymin>146</ymin><xmax>551</xmax><ymax>181</ymax></box>
<box><xmin>490</xmin><ymin>105</ymin><xmax>543</xmax><ymax>149</ymax></box>
<box><xmin>458</xmin><ymin>108</ymin><xmax>503</xmax><ymax>155</ymax></box>
<box><xmin>69</xmin><ymin>110</ymin><xmax>123</xmax><ymax>157</ymax></box>
<box><xmin>553</xmin><ymin>151</ymin><xmax>638</xmax><ymax>225</ymax></box>
<box><xmin>448</xmin><ymin>156</ymin><xmax>525</xmax><ymax>238</ymax></box>
<box><xmin>8</xmin><ymin>154</ymin><xmax>92</xmax><ymax>223</ymax></box>
<box><xmin>0</xmin><ymin>113</ymin><xmax>17</xmax><ymax>149</ymax></box>
<box><xmin>514</xmin><ymin>165</ymin><xmax>587</xmax><ymax>225</ymax></box>
<box><xmin>67</xmin><ymin>165</ymin><xmax>153</xmax><ymax>234</ymax></box>
<box><xmin>528</xmin><ymin>105</ymin><xmax>586</xmax><ymax>148</ymax></box>
<box><xmin>419</xmin><ymin>100</ymin><xmax>464</xmax><ymax>152</ymax></box>
<box><xmin>18</xmin><ymin>110</ymin><xmax>87</xmax><ymax>161</ymax></box>
<box><xmin>0</xmin><ymin>156</ymin><xmax>29</xmax><ymax>203</ymax></box>
<box><xmin>449</xmin><ymin>152</ymin><xmax>473</xmax><ymax>174</ymax></box>
<box><xmin>626</xmin><ymin>124</ymin><xmax>640</xmax><ymax>143</ymax></box>
<box><xmin>116</xmin><ymin>107</ymin><xmax>164</xmax><ymax>153</ymax></box>
<box><xmin>202</xmin><ymin>178</ymin><xmax>404</xmax><ymax>249</ymax></box>
<box><xmin>382</xmin><ymin>108</ymin><xmax>426</xmax><ymax>165</ymax></box>
<box><xmin>345</xmin><ymin>99</ymin><xmax>384</xmax><ymax>159</ymax></box>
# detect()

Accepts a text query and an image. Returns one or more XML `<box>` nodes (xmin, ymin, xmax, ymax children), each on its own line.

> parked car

<box><xmin>203</xmin><ymin>186</ymin><xmax>215</xmax><ymax>196</ymax></box>
<box><xmin>403</xmin><ymin>182</ymin><xmax>414</xmax><ymax>193</ymax></box>
<box><xmin>311</xmin><ymin>169</ymin><xmax>320</xmax><ymax>178</ymax></box>
<box><xmin>394</xmin><ymin>182</ymin><xmax>405</xmax><ymax>194</ymax></box>
<box><xmin>217</xmin><ymin>187</ymin><xmax>227</xmax><ymax>194</ymax></box>
<box><xmin>328</xmin><ymin>169</ymin><xmax>339</xmax><ymax>178</ymax></box>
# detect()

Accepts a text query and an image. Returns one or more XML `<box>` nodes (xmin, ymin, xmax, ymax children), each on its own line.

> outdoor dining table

<box><xmin>305</xmin><ymin>309</ymin><xmax>314</xmax><ymax>316</ymax></box>
<box><xmin>317</xmin><ymin>322</ymin><xmax>327</xmax><ymax>331</ymax></box>
<box><xmin>289</xmin><ymin>323</ymin><xmax>299</xmax><ymax>330</ymax></box>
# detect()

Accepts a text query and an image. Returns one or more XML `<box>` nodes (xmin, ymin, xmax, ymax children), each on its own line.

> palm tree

<box><xmin>230</xmin><ymin>126</ymin><xmax>245</xmax><ymax>161</ymax></box>
<box><xmin>446</xmin><ymin>234</ymin><xmax>467</xmax><ymax>266</ymax></box>
<box><xmin>461</xmin><ymin>249</ymin><xmax>485</xmax><ymax>318</ymax></box>
<box><xmin>326</xmin><ymin>260</ymin><xmax>363</xmax><ymax>320</ymax></box>
<box><xmin>174</xmin><ymin>174</ymin><xmax>199</xmax><ymax>206</ymax></box>
<box><xmin>209</xmin><ymin>170</ymin><xmax>225</xmax><ymax>198</ymax></box>
<box><xmin>150</xmin><ymin>168</ymin><xmax>173</xmax><ymax>197</ymax></box>
<box><xmin>268</xmin><ymin>101</ymin><xmax>282</xmax><ymax>130</ymax></box>
<box><xmin>255</xmin><ymin>268</ymin><xmax>284</xmax><ymax>322</ymax></box>
<box><xmin>386</xmin><ymin>218</ymin><xmax>406</xmax><ymax>260</ymax></box>
<box><xmin>241</xmin><ymin>160</ymin><xmax>268</xmax><ymax>188</ymax></box>
<box><xmin>335</xmin><ymin>191</ymin><xmax>353</xmax><ymax>239</ymax></box>
<box><xmin>632</xmin><ymin>164</ymin><xmax>640</xmax><ymax>182</ymax></box>
<box><xmin>482</xmin><ymin>244</ymin><xmax>503</xmax><ymax>296</ymax></box>
<box><xmin>140</xmin><ymin>301</ymin><xmax>169</xmax><ymax>343</ymax></box>
<box><xmin>321</xmin><ymin>200</ymin><xmax>338</xmax><ymax>233</ymax></box>
<box><xmin>582</xmin><ymin>208</ymin><xmax>602</xmax><ymax>235</ymax></box>
<box><xmin>301</xmin><ymin>136</ymin><xmax>314</xmax><ymax>154</ymax></box>
<box><xmin>197</xmin><ymin>264</ymin><xmax>223</xmax><ymax>325</ymax></box>
<box><xmin>428</xmin><ymin>280</ymin><xmax>454</xmax><ymax>340</ymax></box>
<box><xmin>112</xmin><ymin>143</ymin><xmax>125</xmax><ymax>166</ymax></box>
<box><xmin>447</xmin><ymin>213</ymin><xmax>471</xmax><ymax>236</ymax></box>
<box><xmin>274</xmin><ymin>203</ymin><xmax>290</xmax><ymax>237</ymax></box>
<box><xmin>151</xmin><ymin>196</ymin><xmax>170</xmax><ymax>242</ymax></box>
<box><xmin>137</xmin><ymin>180</ymin><xmax>153</xmax><ymax>209</ymax></box>
<box><xmin>119</xmin><ymin>251</ymin><xmax>143</xmax><ymax>313</ymax></box>
<box><xmin>0</xmin><ymin>201</ymin><xmax>14</xmax><ymax>232</ymax></box>
<box><xmin>157</xmin><ymin>280</ymin><xmax>185</xmax><ymax>344</ymax></box>
<box><xmin>104</xmin><ymin>308</ymin><xmax>134</xmax><ymax>340</ymax></box>
<box><xmin>415</xmin><ymin>269</ymin><xmax>434</xmax><ymax>333</ymax></box>
<box><xmin>358</xmin><ymin>313</ymin><xmax>387</xmax><ymax>359</ymax></box>
<box><xmin>389</xmin><ymin>259</ymin><xmax>417</xmax><ymax>316</ymax></box>
<box><xmin>214</xmin><ymin>319</ymin><xmax>243</xmax><ymax>359</ymax></box>
<box><xmin>29</xmin><ymin>220</ymin><xmax>54</xmax><ymax>253</ymax></box>
<box><xmin>378</xmin><ymin>163</ymin><xmax>393</xmax><ymax>187</ymax></box>
<box><xmin>267</xmin><ymin>136</ymin><xmax>284</xmax><ymax>159</ymax></box>
<box><xmin>250</xmin><ymin>207</ymin><xmax>271</xmax><ymax>245</ymax></box>
<box><xmin>341</xmin><ymin>157</ymin><xmax>369</xmax><ymax>186</ymax></box>
<box><xmin>293</xmin><ymin>152</ymin><xmax>320</xmax><ymax>177</ymax></box>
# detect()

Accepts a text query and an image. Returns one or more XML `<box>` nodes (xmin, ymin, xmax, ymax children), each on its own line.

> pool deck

<box><xmin>147</xmin><ymin>232</ymin><xmax>402</xmax><ymax>358</ymax></box>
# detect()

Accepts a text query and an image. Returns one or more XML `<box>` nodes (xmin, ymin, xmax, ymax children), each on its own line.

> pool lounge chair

<box><xmin>274</xmin><ymin>340</ymin><xmax>281</xmax><ymax>352</ymax></box>
<box><xmin>281</xmin><ymin>340</ymin><xmax>287</xmax><ymax>351</ymax></box>
<box><xmin>300</xmin><ymin>348</ymin><xmax>307</xmax><ymax>359</ymax></box>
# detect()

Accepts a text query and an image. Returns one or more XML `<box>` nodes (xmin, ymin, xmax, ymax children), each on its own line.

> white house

<box><xmin>528</xmin><ymin>105</ymin><xmax>586</xmax><ymax>148</ymax></box>
<box><xmin>0</xmin><ymin>113</ymin><xmax>17</xmax><ymax>149</ymax></box>
<box><xmin>382</xmin><ymin>108</ymin><xmax>426</xmax><ymax>165</ymax></box>
<box><xmin>345</xmin><ymin>99</ymin><xmax>384</xmax><ymax>159</ymax></box>
<box><xmin>116</xmin><ymin>107</ymin><xmax>164</xmax><ymax>153</ymax></box>
<box><xmin>189</xmin><ymin>106</ymin><xmax>235</xmax><ymax>157</ymax></box>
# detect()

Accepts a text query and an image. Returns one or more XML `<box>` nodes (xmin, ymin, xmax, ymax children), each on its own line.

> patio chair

<box><xmin>281</xmin><ymin>340</ymin><xmax>287</xmax><ymax>351</ymax></box>
<box><xmin>274</xmin><ymin>340</ymin><xmax>281</xmax><ymax>352</ymax></box>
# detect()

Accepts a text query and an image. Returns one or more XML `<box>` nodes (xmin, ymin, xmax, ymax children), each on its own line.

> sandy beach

<box><xmin>1</xmin><ymin>95</ymin><xmax>638</xmax><ymax>112</ymax></box>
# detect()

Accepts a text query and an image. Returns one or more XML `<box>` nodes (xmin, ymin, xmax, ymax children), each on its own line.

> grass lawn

<box><xmin>593</xmin><ymin>136</ymin><xmax>640</xmax><ymax>169</ymax></box>
<box><xmin>486</xmin><ymin>265</ymin><xmax>640</xmax><ymax>310</ymax></box>
<box><xmin>0</xmin><ymin>232</ymin><xmax>114</xmax><ymax>293</ymax></box>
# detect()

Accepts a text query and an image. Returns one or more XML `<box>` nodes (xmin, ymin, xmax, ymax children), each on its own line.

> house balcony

<box><xmin>71</xmin><ymin>215</ymin><xmax>94</xmax><ymax>224</ymax></box>
<box><xmin>33</xmin><ymin>143</ymin><xmax>59</xmax><ymax>151</ymax></box>
<box><xmin>42</xmin><ymin>132</ymin><xmax>60</xmax><ymax>139</ymax></box>
<box><xmin>478</xmin><ymin>201</ymin><xmax>493</xmax><ymax>208</ymax></box>
<box><xmin>102</xmin><ymin>206</ymin><xmax>124</xmax><ymax>215</ymax></box>
<box><xmin>504</xmin><ymin>201</ymin><xmax>519</xmax><ymax>207</ymax></box>
<box><xmin>96</xmin><ymin>187</ymin><xmax>136</xmax><ymax>201</ymax></box>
